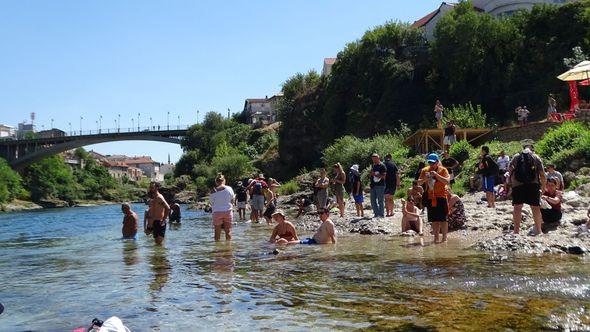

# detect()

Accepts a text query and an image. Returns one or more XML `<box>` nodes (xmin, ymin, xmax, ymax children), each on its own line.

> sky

<box><xmin>0</xmin><ymin>0</ymin><xmax>441</xmax><ymax>164</ymax></box>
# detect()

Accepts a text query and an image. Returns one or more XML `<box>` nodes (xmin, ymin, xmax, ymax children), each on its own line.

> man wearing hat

<box><xmin>369</xmin><ymin>153</ymin><xmax>387</xmax><ymax>218</ymax></box>
<box><xmin>418</xmin><ymin>153</ymin><xmax>450</xmax><ymax>243</ymax></box>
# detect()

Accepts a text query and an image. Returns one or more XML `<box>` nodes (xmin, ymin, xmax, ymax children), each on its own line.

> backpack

<box><xmin>486</xmin><ymin>156</ymin><xmax>499</xmax><ymax>176</ymax></box>
<box><xmin>514</xmin><ymin>153</ymin><xmax>537</xmax><ymax>183</ymax></box>
<box><xmin>345</xmin><ymin>170</ymin><xmax>355</xmax><ymax>192</ymax></box>
<box><xmin>252</xmin><ymin>181</ymin><xmax>263</xmax><ymax>195</ymax></box>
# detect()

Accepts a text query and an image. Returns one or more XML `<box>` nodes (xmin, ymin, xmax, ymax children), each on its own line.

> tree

<box><xmin>23</xmin><ymin>156</ymin><xmax>79</xmax><ymax>202</ymax></box>
<box><xmin>0</xmin><ymin>158</ymin><xmax>23</xmax><ymax>203</ymax></box>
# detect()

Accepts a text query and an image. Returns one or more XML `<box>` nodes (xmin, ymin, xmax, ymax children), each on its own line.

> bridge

<box><xmin>0</xmin><ymin>126</ymin><xmax>189</xmax><ymax>170</ymax></box>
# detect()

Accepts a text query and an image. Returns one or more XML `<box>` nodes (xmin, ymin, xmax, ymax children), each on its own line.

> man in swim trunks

<box><xmin>121</xmin><ymin>203</ymin><xmax>139</xmax><ymax>239</ymax></box>
<box><xmin>144</xmin><ymin>192</ymin><xmax>155</xmax><ymax>235</ymax></box>
<box><xmin>147</xmin><ymin>182</ymin><xmax>170</xmax><ymax>246</ymax></box>
<box><xmin>300</xmin><ymin>208</ymin><xmax>337</xmax><ymax>244</ymax></box>
<box><xmin>269</xmin><ymin>210</ymin><xmax>299</xmax><ymax>245</ymax></box>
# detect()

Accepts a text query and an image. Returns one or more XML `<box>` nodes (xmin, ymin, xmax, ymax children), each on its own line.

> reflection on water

<box><xmin>0</xmin><ymin>204</ymin><xmax>589</xmax><ymax>330</ymax></box>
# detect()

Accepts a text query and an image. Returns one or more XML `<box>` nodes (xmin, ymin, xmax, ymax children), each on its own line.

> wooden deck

<box><xmin>403</xmin><ymin>128</ymin><xmax>492</xmax><ymax>154</ymax></box>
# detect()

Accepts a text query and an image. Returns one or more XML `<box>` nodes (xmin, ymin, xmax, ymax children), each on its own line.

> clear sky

<box><xmin>0</xmin><ymin>0</ymin><xmax>440</xmax><ymax>164</ymax></box>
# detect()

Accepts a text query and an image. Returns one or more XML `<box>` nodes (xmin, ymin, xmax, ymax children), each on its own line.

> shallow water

<box><xmin>0</xmin><ymin>204</ymin><xmax>589</xmax><ymax>331</ymax></box>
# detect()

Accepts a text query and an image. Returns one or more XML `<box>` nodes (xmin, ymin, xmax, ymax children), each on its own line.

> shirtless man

<box><xmin>143</xmin><ymin>192</ymin><xmax>155</xmax><ymax>236</ymax></box>
<box><xmin>300</xmin><ymin>208</ymin><xmax>337</xmax><ymax>245</ymax></box>
<box><xmin>269</xmin><ymin>210</ymin><xmax>299</xmax><ymax>245</ymax></box>
<box><xmin>121</xmin><ymin>203</ymin><xmax>139</xmax><ymax>239</ymax></box>
<box><xmin>147</xmin><ymin>182</ymin><xmax>170</xmax><ymax>246</ymax></box>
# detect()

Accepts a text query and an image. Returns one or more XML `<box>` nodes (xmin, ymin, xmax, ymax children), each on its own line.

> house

<box><xmin>63</xmin><ymin>150</ymin><xmax>85</xmax><ymax>169</ymax></box>
<box><xmin>16</xmin><ymin>122</ymin><xmax>35</xmax><ymax>139</ymax></box>
<box><xmin>243</xmin><ymin>94</ymin><xmax>283</xmax><ymax>126</ymax></box>
<box><xmin>37</xmin><ymin>128</ymin><xmax>66</xmax><ymax>139</ymax></box>
<box><xmin>322</xmin><ymin>58</ymin><xmax>337</xmax><ymax>76</ymax></box>
<box><xmin>413</xmin><ymin>0</ymin><xmax>576</xmax><ymax>40</ymax></box>
<box><xmin>101</xmin><ymin>161</ymin><xmax>144</xmax><ymax>182</ymax></box>
<box><xmin>123</xmin><ymin>156</ymin><xmax>163</xmax><ymax>182</ymax></box>
<box><xmin>0</xmin><ymin>124</ymin><xmax>15</xmax><ymax>138</ymax></box>
<box><xmin>472</xmin><ymin>0</ymin><xmax>575</xmax><ymax>16</ymax></box>
<box><xmin>88</xmin><ymin>150</ymin><xmax>108</xmax><ymax>163</ymax></box>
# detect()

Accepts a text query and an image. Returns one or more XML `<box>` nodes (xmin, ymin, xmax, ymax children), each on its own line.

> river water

<box><xmin>0</xmin><ymin>204</ymin><xmax>589</xmax><ymax>331</ymax></box>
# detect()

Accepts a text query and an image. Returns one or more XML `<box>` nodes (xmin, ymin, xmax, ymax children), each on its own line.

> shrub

<box><xmin>278</xmin><ymin>180</ymin><xmax>300</xmax><ymax>196</ymax></box>
<box><xmin>322</xmin><ymin>133</ymin><xmax>409</xmax><ymax>172</ymax></box>
<box><xmin>449</xmin><ymin>140</ymin><xmax>472</xmax><ymax>163</ymax></box>
<box><xmin>211</xmin><ymin>153</ymin><xmax>256</xmax><ymax>185</ymax></box>
<box><xmin>536</xmin><ymin>122</ymin><xmax>588</xmax><ymax>161</ymax></box>
<box><xmin>0</xmin><ymin>158</ymin><xmax>23</xmax><ymax>204</ymax></box>
<box><xmin>443</xmin><ymin>102</ymin><xmax>488</xmax><ymax>128</ymax></box>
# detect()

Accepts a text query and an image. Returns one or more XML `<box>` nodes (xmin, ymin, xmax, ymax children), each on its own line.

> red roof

<box><xmin>412</xmin><ymin>8</ymin><xmax>440</xmax><ymax>28</ymax></box>
<box><xmin>324</xmin><ymin>58</ymin><xmax>337</xmax><ymax>65</ymax></box>
<box><xmin>124</xmin><ymin>157</ymin><xmax>157</xmax><ymax>165</ymax></box>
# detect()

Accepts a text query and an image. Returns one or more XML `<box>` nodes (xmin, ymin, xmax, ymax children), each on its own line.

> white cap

<box><xmin>350</xmin><ymin>164</ymin><xmax>359</xmax><ymax>171</ymax></box>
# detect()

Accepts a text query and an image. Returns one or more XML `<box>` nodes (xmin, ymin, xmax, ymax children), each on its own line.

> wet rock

<box><xmin>567</xmin><ymin>246</ymin><xmax>587</xmax><ymax>255</ymax></box>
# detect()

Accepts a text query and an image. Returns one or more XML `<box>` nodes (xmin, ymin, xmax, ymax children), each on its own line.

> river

<box><xmin>0</xmin><ymin>204</ymin><xmax>589</xmax><ymax>331</ymax></box>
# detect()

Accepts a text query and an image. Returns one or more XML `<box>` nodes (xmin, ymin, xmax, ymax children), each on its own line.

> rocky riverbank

<box><xmin>276</xmin><ymin>190</ymin><xmax>590</xmax><ymax>255</ymax></box>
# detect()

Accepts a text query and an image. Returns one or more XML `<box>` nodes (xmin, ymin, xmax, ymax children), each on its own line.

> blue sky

<box><xmin>0</xmin><ymin>0</ymin><xmax>440</xmax><ymax>163</ymax></box>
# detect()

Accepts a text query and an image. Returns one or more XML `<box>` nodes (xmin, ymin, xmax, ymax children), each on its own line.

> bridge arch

<box><xmin>1</xmin><ymin>130</ymin><xmax>186</xmax><ymax>170</ymax></box>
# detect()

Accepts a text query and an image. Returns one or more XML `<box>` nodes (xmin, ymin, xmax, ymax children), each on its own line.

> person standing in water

<box><xmin>210</xmin><ymin>173</ymin><xmax>235</xmax><ymax>241</ymax></box>
<box><xmin>147</xmin><ymin>182</ymin><xmax>170</xmax><ymax>246</ymax></box>
<box><xmin>418</xmin><ymin>153</ymin><xmax>450</xmax><ymax>243</ymax></box>
<box><xmin>169</xmin><ymin>201</ymin><xmax>181</xmax><ymax>226</ymax></box>
<box><xmin>121</xmin><ymin>203</ymin><xmax>139</xmax><ymax>239</ymax></box>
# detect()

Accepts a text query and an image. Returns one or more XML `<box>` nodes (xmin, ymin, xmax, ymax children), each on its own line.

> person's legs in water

<box><xmin>432</xmin><ymin>221</ymin><xmax>441</xmax><ymax>243</ymax></box>
<box><xmin>441</xmin><ymin>221</ymin><xmax>448</xmax><ymax>242</ymax></box>
<box><xmin>214</xmin><ymin>224</ymin><xmax>222</xmax><ymax>241</ymax></box>
<box><xmin>385</xmin><ymin>193</ymin><xmax>394</xmax><ymax>217</ymax></box>
<box><xmin>223</xmin><ymin>221</ymin><xmax>232</xmax><ymax>241</ymax></box>
<box><xmin>513</xmin><ymin>204</ymin><xmax>523</xmax><ymax>234</ymax></box>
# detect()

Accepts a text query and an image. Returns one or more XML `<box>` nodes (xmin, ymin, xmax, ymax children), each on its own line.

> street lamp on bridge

<box><xmin>177</xmin><ymin>115</ymin><xmax>180</xmax><ymax>129</ymax></box>
<box><xmin>99</xmin><ymin>115</ymin><xmax>102</xmax><ymax>133</ymax></box>
<box><xmin>131</xmin><ymin>118</ymin><xmax>134</xmax><ymax>131</ymax></box>
<box><xmin>197</xmin><ymin>109</ymin><xmax>199</xmax><ymax>124</ymax></box>
<box><xmin>68</xmin><ymin>122</ymin><xmax>72</xmax><ymax>135</ymax></box>
<box><xmin>80</xmin><ymin>116</ymin><xmax>83</xmax><ymax>135</ymax></box>
<box><xmin>118</xmin><ymin>114</ymin><xmax>121</xmax><ymax>133</ymax></box>
<box><xmin>150</xmin><ymin>117</ymin><xmax>153</xmax><ymax>130</ymax></box>
<box><xmin>138</xmin><ymin>113</ymin><xmax>140</xmax><ymax>131</ymax></box>
<box><xmin>50</xmin><ymin>118</ymin><xmax>54</xmax><ymax>129</ymax></box>
<box><xmin>167</xmin><ymin>111</ymin><xmax>170</xmax><ymax>130</ymax></box>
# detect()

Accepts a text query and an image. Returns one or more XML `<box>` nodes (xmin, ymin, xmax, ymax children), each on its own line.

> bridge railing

<box><xmin>9</xmin><ymin>125</ymin><xmax>192</xmax><ymax>140</ymax></box>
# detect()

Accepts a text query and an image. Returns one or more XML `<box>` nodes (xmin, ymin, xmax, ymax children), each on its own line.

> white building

<box><xmin>472</xmin><ymin>0</ymin><xmax>574</xmax><ymax>16</ymax></box>
<box><xmin>160</xmin><ymin>163</ymin><xmax>175</xmax><ymax>176</ymax></box>
<box><xmin>413</xmin><ymin>0</ymin><xmax>576</xmax><ymax>40</ymax></box>
<box><xmin>322</xmin><ymin>58</ymin><xmax>337</xmax><ymax>76</ymax></box>
<box><xmin>0</xmin><ymin>124</ymin><xmax>15</xmax><ymax>138</ymax></box>
<box><xmin>243</xmin><ymin>93</ymin><xmax>283</xmax><ymax>126</ymax></box>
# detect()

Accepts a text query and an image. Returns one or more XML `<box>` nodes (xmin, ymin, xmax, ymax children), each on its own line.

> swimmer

<box><xmin>269</xmin><ymin>210</ymin><xmax>299</xmax><ymax>245</ymax></box>
<box><xmin>169</xmin><ymin>201</ymin><xmax>181</xmax><ymax>227</ymax></box>
<box><xmin>147</xmin><ymin>182</ymin><xmax>170</xmax><ymax>246</ymax></box>
<box><xmin>300</xmin><ymin>208</ymin><xmax>337</xmax><ymax>245</ymax></box>
<box><xmin>121</xmin><ymin>203</ymin><xmax>138</xmax><ymax>239</ymax></box>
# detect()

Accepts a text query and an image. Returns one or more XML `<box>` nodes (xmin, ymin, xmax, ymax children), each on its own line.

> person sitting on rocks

<box><xmin>446</xmin><ymin>189</ymin><xmax>466</xmax><ymax>231</ymax></box>
<box><xmin>295</xmin><ymin>195</ymin><xmax>314</xmax><ymax>218</ymax></box>
<box><xmin>269</xmin><ymin>210</ymin><xmax>300</xmax><ymax>245</ymax></box>
<box><xmin>401</xmin><ymin>198</ymin><xmax>422</xmax><ymax>235</ymax></box>
<box><xmin>407</xmin><ymin>180</ymin><xmax>424</xmax><ymax>210</ymax></box>
<box><xmin>540</xmin><ymin>178</ymin><xmax>563</xmax><ymax>233</ymax></box>
<box><xmin>545</xmin><ymin>164</ymin><xmax>564</xmax><ymax>191</ymax></box>
<box><xmin>497</xmin><ymin>171</ymin><xmax>512</xmax><ymax>201</ymax></box>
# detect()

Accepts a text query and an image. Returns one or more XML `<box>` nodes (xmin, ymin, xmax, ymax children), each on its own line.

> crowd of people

<box><xmin>116</xmin><ymin>104</ymin><xmax>590</xmax><ymax>246</ymax></box>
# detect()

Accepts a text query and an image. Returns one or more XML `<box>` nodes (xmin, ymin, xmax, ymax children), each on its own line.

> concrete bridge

<box><xmin>0</xmin><ymin>128</ymin><xmax>188</xmax><ymax>170</ymax></box>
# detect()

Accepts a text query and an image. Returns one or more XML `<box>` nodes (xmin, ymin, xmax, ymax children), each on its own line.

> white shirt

<box><xmin>497</xmin><ymin>155</ymin><xmax>510</xmax><ymax>171</ymax></box>
<box><xmin>210</xmin><ymin>186</ymin><xmax>235</xmax><ymax>212</ymax></box>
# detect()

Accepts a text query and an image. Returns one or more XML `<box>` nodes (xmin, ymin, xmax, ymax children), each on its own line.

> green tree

<box><xmin>0</xmin><ymin>158</ymin><xmax>24</xmax><ymax>203</ymax></box>
<box><xmin>23</xmin><ymin>156</ymin><xmax>79</xmax><ymax>202</ymax></box>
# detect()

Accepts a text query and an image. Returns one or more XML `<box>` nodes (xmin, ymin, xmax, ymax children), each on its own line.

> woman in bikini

<box><xmin>269</xmin><ymin>210</ymin><xmax>300</xmax><ymax>245</ymax></box>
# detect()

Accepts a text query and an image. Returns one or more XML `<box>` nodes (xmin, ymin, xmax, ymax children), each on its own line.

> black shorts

<box><xmin>425</xmin><ymin>198</ymin><xmax>448</xmax><ymax>223</ymax></box>
<box><xmin>512</xmin><ymin>183</ymin><xmax>541</xmax><ymax>206</ymax></box>
<box><xmin>263</xmin><ymin>203</ymin><xmax>276</xmax><ymax>218</ymax></box>
<box><xmin>384</xmin><ymin>186</ymin><xmax>396</xmax><ymax>195</ymax></box>
<box><xmin>541</xmin><ymin>209</ymin><xmax>562</xmax><ymax>224</ymax></box>
<box><xmin>152</xmin><ymin>220</ymin><xmax>166</xmax><ymax>239</ymax></box>
<box><xmin>170</xmin><ymin>216</ymin><xmax>181</xmax><ymax>223</ymax></box>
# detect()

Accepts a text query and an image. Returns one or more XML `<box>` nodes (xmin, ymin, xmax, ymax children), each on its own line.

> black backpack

<box><xmin>514</xmin><ymin>153</ymin><xmax>537</xmax><ymax>183</ymax></box>
<box><xmin>345</xmin><ymin>170</ymin><xmax>355</xmax><ymax>192</ymax></box>
<box><xmin>486</xmin><ymin>156</ymin><xmax>499</xmax><ymax>176</ymax></box>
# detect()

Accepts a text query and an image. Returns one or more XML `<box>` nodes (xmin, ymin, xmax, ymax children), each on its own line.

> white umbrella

<box><xmin>558</xmin><ymin>60</ymin><xmax>590</xmax><ymax>81</ymax></box>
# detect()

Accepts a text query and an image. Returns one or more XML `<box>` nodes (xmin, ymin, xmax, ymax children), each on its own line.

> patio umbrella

<box><xmin>558</xmin><ymin>60</ymin><xmax>590</xmax><ymax>81</ymax></box>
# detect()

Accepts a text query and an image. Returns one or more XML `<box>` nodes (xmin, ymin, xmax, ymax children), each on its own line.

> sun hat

<box><xmin>350</xmin><ymin>164</ymin><xmax>359</xmax><ymax>171</ymax></box>
<box><xmin>271</xmin><ymin>210</ymin><xmax>286</xmax><ymax>218</ymax></box>
<box><xmin>427</xmin><ymin>153</ymin><xmax>439</xmax><ymax>163</ymax></box>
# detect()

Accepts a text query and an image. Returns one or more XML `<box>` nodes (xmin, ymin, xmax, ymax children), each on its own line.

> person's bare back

<box><xmin>313</xmin><ymin>219</ymin><xmax>337</xmax><ymax>244</ymax></box>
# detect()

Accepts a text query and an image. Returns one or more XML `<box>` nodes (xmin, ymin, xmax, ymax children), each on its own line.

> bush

<box><xmin>449</xmin><ymin>140</ymin><xmax>472</xmax><ymax>163</ymax></box>
<box><xmin>211</xmin><ymin>153</ymin><xmax>256</xmax><ymax>185</ymax></box>
<box><xmin>536</xmin><ymin>122</ymin><xmax>588</xmax><ymax>161</ymax></box>
<box><xmin>278</xmin><ymin>180</ymin><xmax>300</xmax><ymax>196</ymax></box>
<box><xmin>322</xmin><ymin>133</ymin><xmax>409</xmax><ymax>172</ymax></box>
<box><xmin>443</xmin><ymin>102</ymin><xmax>488</xmax><ymax>128</ymax></box>
<box><xmin>0</xmin><ymin>158</ymin><xmax>23</xmax><ymax>203</ymax></box>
